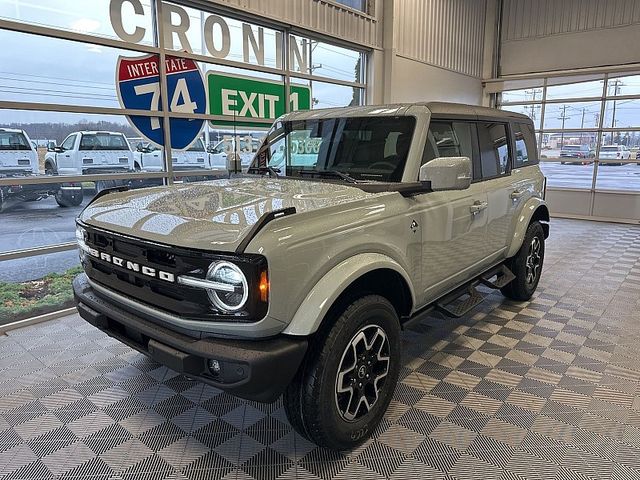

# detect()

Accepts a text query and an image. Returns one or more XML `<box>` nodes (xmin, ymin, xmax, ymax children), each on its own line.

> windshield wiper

<box><xmin>248</xmin><ymin>166</ymin><xmax>281</xmax><ymax>177</ymax></box>
<box><xmin>299</xmin><ymin>169</ymin><xmax>357</xmax><ymax>183</ymax></box>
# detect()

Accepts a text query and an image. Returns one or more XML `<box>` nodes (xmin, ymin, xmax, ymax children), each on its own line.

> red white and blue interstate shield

<box><xmin>116</xmin><ymin>54</ymin><xmax>206</xmax><ymax>150</ymax></box>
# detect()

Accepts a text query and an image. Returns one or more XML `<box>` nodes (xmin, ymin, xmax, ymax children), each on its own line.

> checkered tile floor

<box><xmin>1</xmin><ymin>218</ymin><xmax>640</xmax><ymax>480</ymax></box>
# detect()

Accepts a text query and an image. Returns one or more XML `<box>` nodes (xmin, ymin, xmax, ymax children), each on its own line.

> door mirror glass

<box><xmin>419</xmin><ymin>156</ymin><xmax>472</xmax><ymax>191</ymax></box>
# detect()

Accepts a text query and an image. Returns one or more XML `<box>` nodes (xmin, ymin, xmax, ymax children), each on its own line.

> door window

<box><xmin>421</xmin><ymin>121</ymin><xmax>479</xmax><ymax>180</ymax></box>
<box><xmin>477</xmin><ymin>122</ymin><xmax>510</xmax><ymax>178</ymax></box>
<box><xmin>61</xmin><ymin>134</ymin><xmax>76</xmax><ymax>150</ymax></box>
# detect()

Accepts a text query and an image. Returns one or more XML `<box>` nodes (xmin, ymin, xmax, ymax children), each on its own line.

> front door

<box><xmin>414</xmin><ymin>120</ymin><xmax>490</xmax><ymax>303</ymax></box>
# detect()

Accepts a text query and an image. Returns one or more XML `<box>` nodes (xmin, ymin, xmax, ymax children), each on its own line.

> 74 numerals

<box><xmin>133</xmin><ymin>78</ymin><xmax>197</xmax><ymax>130</ymax></box>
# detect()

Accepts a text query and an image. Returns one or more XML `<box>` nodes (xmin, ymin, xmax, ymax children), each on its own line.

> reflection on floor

<box><xmin>1</xmin><ymin>218</ymin><xmax>640</xmax><ymax>480</ymax></box>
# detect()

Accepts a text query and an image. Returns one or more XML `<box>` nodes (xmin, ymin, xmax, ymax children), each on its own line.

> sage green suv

<box><xmin>73</xmin><ymin>102</ymin><xmax>549</xmax><ymax>450</ymax></box>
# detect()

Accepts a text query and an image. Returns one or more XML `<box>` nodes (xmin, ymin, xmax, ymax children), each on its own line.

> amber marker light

<box><xmin>259</xmin><ymin>270</ymin><xmax>269</xmax><ymax>302</ymax></box>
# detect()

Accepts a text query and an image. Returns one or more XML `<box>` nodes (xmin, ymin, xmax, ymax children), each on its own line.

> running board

<box><xmin>479</xmin><ymin>264</ymin><xmax>515</xmax><ymax>289</ymax></box>
<box><xmin>436</xmin><ymin>284</ymin><xmax>485</xmax><ymax>318</ymax></box>
<box><xmin>433</xmin><ymin>264</ymin><xmax>515</xmax><ymax>319</ymax></box>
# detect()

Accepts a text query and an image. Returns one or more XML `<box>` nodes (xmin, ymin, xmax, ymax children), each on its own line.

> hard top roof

<box><xmin>281</xmin><ymin>101</ymin><xmax>531</xmax><ymax>122</ymax></box>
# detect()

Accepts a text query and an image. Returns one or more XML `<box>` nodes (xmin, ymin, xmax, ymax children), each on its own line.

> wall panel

<box><xmin>394</xmin><ymin>0</ymin><xmax>487</xmax><ymax>78</ymax></box>
<box><xmin>503</xmin><ymin>0</ymin><xmax>640</xmax><ymax>41</ymax></box>
<box><xmin>500</xmin><ymin>0</ymin><xmax>640</xmax><ymax>75</ymax></box>
<box><xmin>205</xmin><ymin>0</ymin><xmax>382</xmax><ymax>48</ymax></box>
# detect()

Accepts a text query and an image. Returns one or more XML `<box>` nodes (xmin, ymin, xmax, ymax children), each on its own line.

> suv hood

<box><xmin>79</xmin><ymin>177</ymin><xmax>378</xmax><ymax>251</ymax></box>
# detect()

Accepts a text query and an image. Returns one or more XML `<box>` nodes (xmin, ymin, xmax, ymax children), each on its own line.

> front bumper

<box><xmin>73</xmin><ymin>274</ymin><xmax>307</xmax><ymax>402</ymax></box>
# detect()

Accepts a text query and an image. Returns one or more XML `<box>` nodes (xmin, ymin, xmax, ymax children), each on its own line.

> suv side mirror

<box><xmin>419</xmin><ymin>156</ymin><xmax>472</xmax><ymax>191</ymax></box>
<box><xmin>47</xmin><ymin>141</ymin><xmax>57</xmax><ymax>152</ymax></box>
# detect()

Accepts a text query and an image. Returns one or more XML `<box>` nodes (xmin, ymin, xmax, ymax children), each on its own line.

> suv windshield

<box><xmin>0</xmin><ymin>131</ymin><xmax>30</xmax><ymax>151</ymax></box>
<box><xmin>562</xmin><ymin>146</ymin><xmax>582</xmax><ymax>151</ymax></box>
<box><xmin>250</xmin><ymin>116</ymin><xmax>415</xmax><ymax>182</ymax></box>
<box><xmin>600</xmin><ymin>146</ymin><xmax>620</xmax><ymax>151</ymax></box>
<box><xmin>80</xmin><ymin>133</ymin><xmax>129</xmax><ymax>151</ymax></box>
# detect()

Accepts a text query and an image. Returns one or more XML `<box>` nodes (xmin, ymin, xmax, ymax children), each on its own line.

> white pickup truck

<box><xmin>44</xmin><ymin>131</ymin><xmax>134</xmax><ymax>206</ymax></box>
<box><xmin>0</xmin><ymin>128</ymin><xmax>60</xmax><ymax>211</ymax></box>
<box><xmin>137</xmin><ymin>138</ymin><xmax>209</xmax><ymax>175</ymax></box>
<box><xmin>209</xmin><ymin>135</ymin><xmax>262</xmax><ymax>171</ymax></box>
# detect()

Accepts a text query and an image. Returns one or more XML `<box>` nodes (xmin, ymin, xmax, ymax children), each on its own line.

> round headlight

<box><xmin>206</xmin><ymin>261</ymin><xmax>248</xmax><ymax>312</ymax></box>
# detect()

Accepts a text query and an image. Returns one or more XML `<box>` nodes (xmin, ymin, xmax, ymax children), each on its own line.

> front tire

<box><xmin>501</xmin><ymin>221</ymin><xmax>545</xmax><ymax>301</ymax></box>
<box><xmin>283</xmin><ymin>295</ymin><xmax>401</xmax><ymax>450</ymax></box>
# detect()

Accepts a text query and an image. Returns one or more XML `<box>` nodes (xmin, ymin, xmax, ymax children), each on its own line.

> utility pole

<box><xmin>609</xmin><ymin>78</ymin><xmax>623</xmax><ymax>144</ymax></box>
<box><xmin>525</xmin><ymin>88</ymin><xmax>542</xmax><ymax>124</ymax></box>
<box><xmin>557</xmin><ymin>105</ymin><xmax>571</xmax><ymax>150</ymax></box>
<box><xmin>579</xmin><ymin>107</ymin><xmax>586</xmax><ymax>145</ymax></box>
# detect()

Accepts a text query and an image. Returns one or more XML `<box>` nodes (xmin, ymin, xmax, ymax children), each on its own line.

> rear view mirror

<box><xmin>419</xmin><ymin>157</ymin><xmax>472</xmax><ymax>191</ymax></box>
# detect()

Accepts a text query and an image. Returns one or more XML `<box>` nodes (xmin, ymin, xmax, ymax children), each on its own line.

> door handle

<box><xmin>510</xmin><ymin>189</ymin><xmax>526</xmax><ymax>200</ymax></box>
<box><xmin>470</xmin><ymin>200</ymin><xmax>488</xmax><ymax>215</ymax></box>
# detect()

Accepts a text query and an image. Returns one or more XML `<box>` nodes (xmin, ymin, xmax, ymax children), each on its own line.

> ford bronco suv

<box><xmin>73</xmin><ymin>102</ymin><xmax>549</xmax><ymax>450</ymax></box>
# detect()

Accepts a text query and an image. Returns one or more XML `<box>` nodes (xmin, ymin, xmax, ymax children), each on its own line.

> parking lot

<box><xmin>0</xmin><ymin>195</ymin><xmax>87</xmax><ymax>282</ymax></box>
<box><xmin>540</xmin><ymin>161</ymin><xmax>640</xmax><ymax>190</ymax></box>
<box><xmin>1</xmin><ymin>163</ymin><xmax>639</xmax><ymax>283</ymax></box>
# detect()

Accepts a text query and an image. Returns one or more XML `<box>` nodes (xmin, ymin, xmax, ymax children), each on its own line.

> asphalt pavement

<box><xmin>541</xmin><ymin>162</ymin><xmax>640</xmax><ymax>190</ymax></box>
<box><xmin>1</xmin><ymin>164</ymin><xmax>639</xmax><ymax>283</ymax></box>
<box><xmin>0</xmin><ymin>196</ymin><xmax>87</xmax><ymax>283</ymax></box>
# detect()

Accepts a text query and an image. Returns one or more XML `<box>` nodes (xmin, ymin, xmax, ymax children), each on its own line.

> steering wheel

<box><xmin>368</xmin><ymin>161</ymin><xmax>397</xmax><ymax>170</ymax></box>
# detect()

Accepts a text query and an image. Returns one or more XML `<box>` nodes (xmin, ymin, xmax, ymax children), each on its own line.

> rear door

<box><xmin>415</xmin><ymin>120</ymin><xmax>490</xmax><ymax>300</ymax></box>
<box><xmin>482</xmin><ymin>120</ymin><xmax>537</xmax><ymax>261</ymax></box>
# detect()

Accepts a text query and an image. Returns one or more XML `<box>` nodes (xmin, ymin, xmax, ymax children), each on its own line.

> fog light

<box><xmin>208</xmin><ymin>359</ymin><xmax>221</xmax><ymax>374</ymax></box>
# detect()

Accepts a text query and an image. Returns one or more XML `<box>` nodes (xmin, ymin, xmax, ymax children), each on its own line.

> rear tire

<box><xmin>501</xmin><ymin>221</ymin><xmax>545</xmax><ymax>301</ymax></box>
<box><xmin>283</xmin><ymin>295</ymin><xmax>401</xmax><ymax>450</ymax></box>
<box><xmin>55</xmin><ymin>188</ymin><xmax>83</xmax><ymax>207</ymax></box>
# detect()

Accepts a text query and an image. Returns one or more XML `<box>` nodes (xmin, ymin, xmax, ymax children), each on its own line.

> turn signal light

<box><xmin>259</xmin><ymin>270</ymin><xmax>269</xmax><ymax>302</ymax></box>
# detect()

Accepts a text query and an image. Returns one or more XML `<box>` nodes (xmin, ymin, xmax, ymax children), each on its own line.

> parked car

<box><xmin>0</xmin><ymin>128</ymin><xmax>59</xmax><ymax>211</ymax></box>
<box><xmin>209</xmin><ymin>136</ymin><xmax>261</xmax><ymax>171</ymax></box>
<box><xmin>73</xmin><ymin>102</ymin><xmax>549</xmax><ymax>450</ymax></box>
<box><xmin>598</xmin><ymin>144</ymin><xmax>631</xmax><ymax>166</ymax></box>
<box><xmin>44</xmin><ymin>131</ymin><xmax>134</xmax><ymax>206</ymax></box>
<box><xmin>138</xmin><ymin>137</ymin><xmax>209</xmax><ymax>179</ymax></box>
<box><xmin>559</xmin><ymin>144</ymin><xmax>593</xmax><ymax>165</ymax></box>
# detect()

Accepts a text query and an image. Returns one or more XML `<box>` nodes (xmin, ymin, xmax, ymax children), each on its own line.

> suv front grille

<box><xmin>81</xmin><ymin>225</ymin><xmax>255</xmax><ymax>323</ymax></box>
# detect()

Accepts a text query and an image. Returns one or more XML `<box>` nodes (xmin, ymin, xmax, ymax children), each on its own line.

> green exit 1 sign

<box><xmin>207</xmin><ymin>72</ymin><xmax>312</xmax><ymax>128</ymax></box>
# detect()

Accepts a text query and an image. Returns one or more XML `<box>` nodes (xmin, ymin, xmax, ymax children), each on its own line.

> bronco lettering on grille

<box><xmin>84</xmin><ymin>246</ymin><xmax>175</xmax><ymax>283</ymax></box>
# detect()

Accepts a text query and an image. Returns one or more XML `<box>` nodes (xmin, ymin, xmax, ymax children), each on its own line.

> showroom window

<box><xmin>0</xmin><ymin>0</ymin><xmax>369</xmax><ymax>326</ymax></box>
<box><xmin>498</xmin><ymin>73</ymin><xmax>640</xmax><ymax>193</ymax></box>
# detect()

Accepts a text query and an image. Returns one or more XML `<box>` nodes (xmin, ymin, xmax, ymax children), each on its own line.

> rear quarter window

<box><xmin>513</xmin><ymin>122</ymin><xmax>538</xmax><ymax>167</ymax></box>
